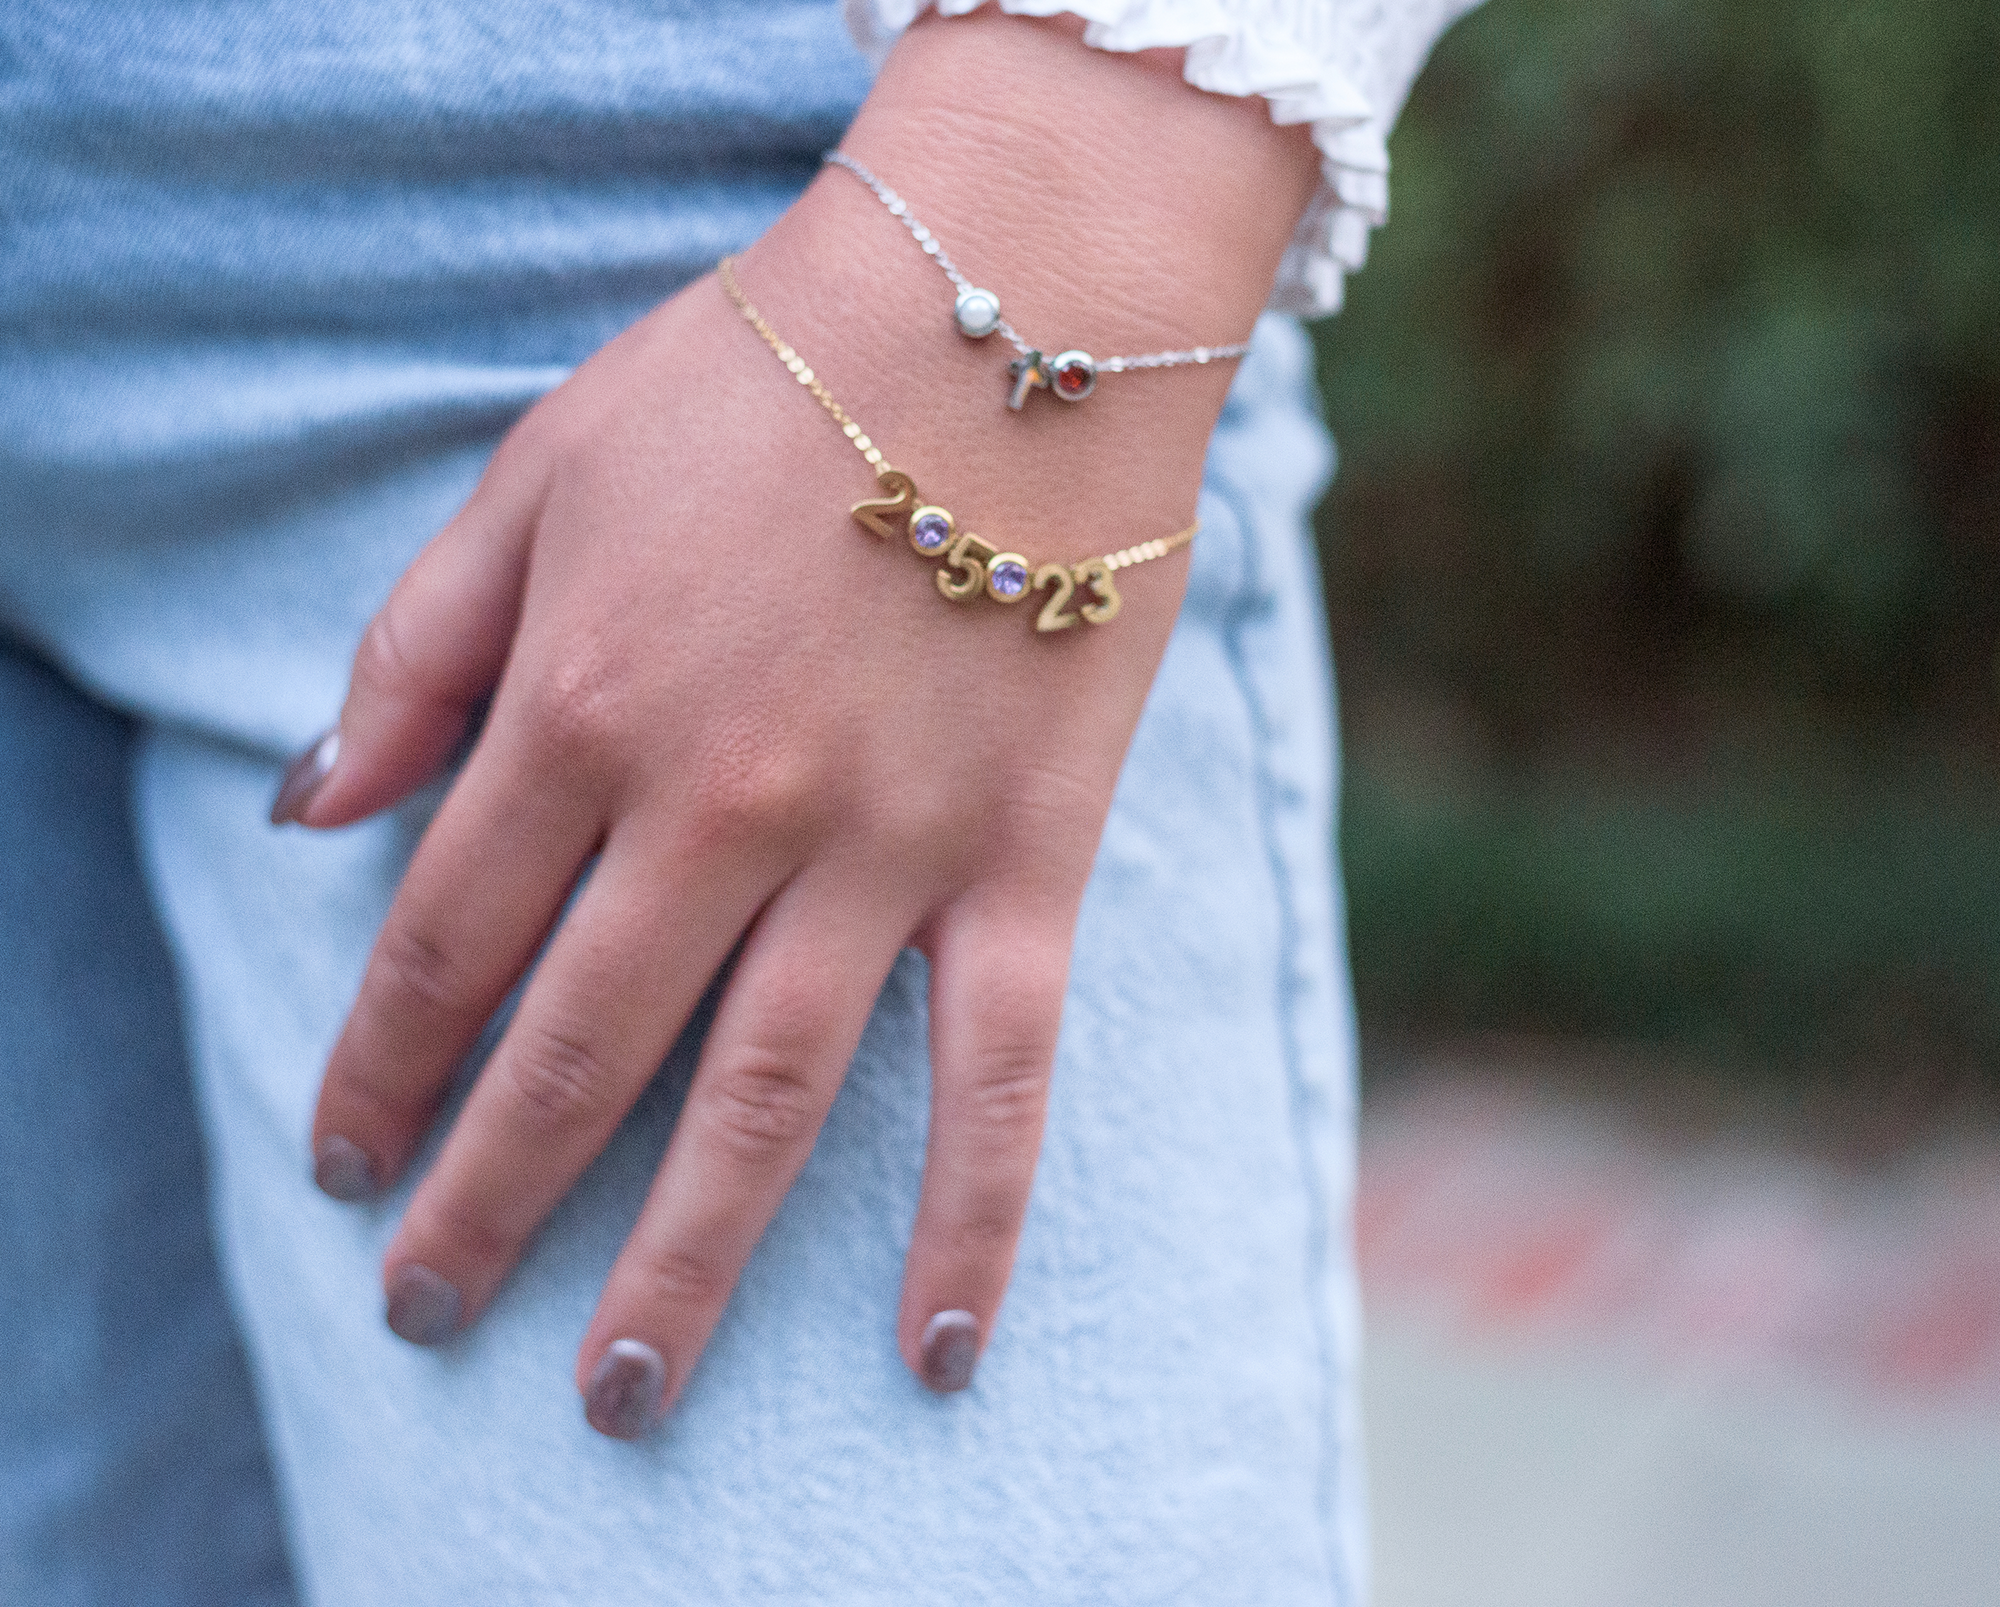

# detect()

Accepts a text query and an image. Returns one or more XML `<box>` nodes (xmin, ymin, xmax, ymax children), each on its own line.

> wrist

<box><xmin>853</xmin><ymin>11</ymin><xmax>1318</xmax><ymax>356</ymax></box>
<box><xmin>735</xmin><ymin>12</ymin><xmax>1312</xmax><ymax>567</ymax></box>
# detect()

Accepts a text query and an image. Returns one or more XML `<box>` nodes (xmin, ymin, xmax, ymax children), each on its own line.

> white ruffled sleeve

<box><xmin>845</xmin><ymin>0</ymin><xmax>1482</xmax><ymax>316</ymax></box>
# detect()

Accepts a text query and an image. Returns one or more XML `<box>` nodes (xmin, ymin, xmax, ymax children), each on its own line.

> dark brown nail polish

<box><xmin>313</xmin><ymin>1134</ymin><xmax>378</xmax><ymax>1202</ymax></box>
<box><xmin>385</xmin><ymin>1263</ymin><xmax>461</xmax><ymax>1347</ymax></box>
<box><xmin>585</xmin><ymin>1339</ymin><xmax>667</xmax><ymax>1440</ymax></box>
<box><xmin>919</xmin><ymin>1310</ymin><xmax>981</xmax><ymax>1393</ymax></box>
<box><xmin>269</xmin><ymin>727</ymin><xmax>340</xmax><ymax>826</ymax></box>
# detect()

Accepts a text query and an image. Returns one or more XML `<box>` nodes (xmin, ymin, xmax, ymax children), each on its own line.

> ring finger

<box><xmin>575</xmin><ymin>867</ymin><xmax>915</xmax><ymax>1436</ymax></box>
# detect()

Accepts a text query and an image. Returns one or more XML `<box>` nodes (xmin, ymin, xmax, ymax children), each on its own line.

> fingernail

<box><xmin>270</xmin><ymin>727</ymin><xmax>340</xmax><ymax>825</ymax></box>
<box><xmin>385</xmin><ymin>1263</ymin><xmax>462</xmax><ymax>1347</ymax></box>
<box><xmin>313</xmin><ymin>1134</ymin><xmax>378</xmax><ymax>1202</ymax></box>
<box><xmin>585</xmin><ymin>1339</ymin><xmax>668</xmax><ymax>1440</ymax></box>
<box><xmin>919</xmin><ymin>1310</ymin><xmax>981</xmax><ymax>1393</ymax></box>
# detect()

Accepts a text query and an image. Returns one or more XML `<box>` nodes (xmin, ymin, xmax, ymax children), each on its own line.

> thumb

<box><xmin>272</xmin><ymin>431</ymin><xmax>549</xmax><ymax>829</ymax></box>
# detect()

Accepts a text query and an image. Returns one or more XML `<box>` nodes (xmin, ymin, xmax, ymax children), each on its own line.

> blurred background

<box><xmin>1310</xmin><ymin>0</ymin><xmax>2000</xmax><ymax>1600</ymax></box>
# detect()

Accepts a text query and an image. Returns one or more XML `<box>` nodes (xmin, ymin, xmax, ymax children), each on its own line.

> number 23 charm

<box><xmin>1029</xmin><ymin>559</ymin><xmax>1120</xmax><ymax>631</ymax></box>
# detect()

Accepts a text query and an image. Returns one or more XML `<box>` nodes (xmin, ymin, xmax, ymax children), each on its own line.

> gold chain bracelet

<box><xmin>717</xmin><ymin>257</ymin><xmax>1195</xmax><ymax>632</ymax></box>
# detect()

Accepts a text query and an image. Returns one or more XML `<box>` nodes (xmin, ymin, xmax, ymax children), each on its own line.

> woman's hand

<box><xmin>282</xmin><ymin>11</ymin><xmax>1319</xmax><ymax>1435</ymax></box>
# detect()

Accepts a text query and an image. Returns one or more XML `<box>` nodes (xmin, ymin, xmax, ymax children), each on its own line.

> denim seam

<box><xmin>1211</xmin><ymin>472</ymin><xmax>1346</xmax><ymax>1607</ymax></box>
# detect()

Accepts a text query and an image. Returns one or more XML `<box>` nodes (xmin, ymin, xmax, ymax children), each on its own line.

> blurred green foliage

<box><xmin>1313</xmin><ymin>0</ymin><xmax>2000</xmax><ymax>1080</ymax></box>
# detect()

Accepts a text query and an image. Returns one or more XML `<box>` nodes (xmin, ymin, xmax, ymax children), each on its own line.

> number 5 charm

<box><xmin>937</xmin><ymin>532</ymin><xmax>998</xmax><ymax>602</ymax></box>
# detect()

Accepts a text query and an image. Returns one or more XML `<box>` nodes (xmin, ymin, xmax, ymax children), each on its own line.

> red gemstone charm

<box><xmin>1050</xmin><ymin>350</ymin><xmax>1097</xmax><ymax>401</ymax></box>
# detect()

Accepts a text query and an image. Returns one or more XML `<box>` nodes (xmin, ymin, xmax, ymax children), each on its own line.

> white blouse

<box><xmin>846</xmin><ymin>0</ymin><xmax>1484</xmax><ymax>317</ymax></box>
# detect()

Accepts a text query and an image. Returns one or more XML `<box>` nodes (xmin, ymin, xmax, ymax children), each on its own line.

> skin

<box><xmin>293</xmin><ymin>11</ymin><xmax>1322</xmax><ymax>1425</ymax></box>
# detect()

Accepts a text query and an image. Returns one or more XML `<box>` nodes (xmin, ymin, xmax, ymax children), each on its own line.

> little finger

<box><xmin>897</xmin><ymin>895</ymin><xmax>1073</xmax><ymax>1393</ymax></box>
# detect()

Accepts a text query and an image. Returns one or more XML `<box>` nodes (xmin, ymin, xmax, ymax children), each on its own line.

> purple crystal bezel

<box><xmin>985</xmin><ymin>554</ymin><xmax>1031</xmax><ymax>603</ymax></box>
<box><xmin>909</xmin><ymin>505</ymin><xmax>954</xmax><ymax>555</ymax></box>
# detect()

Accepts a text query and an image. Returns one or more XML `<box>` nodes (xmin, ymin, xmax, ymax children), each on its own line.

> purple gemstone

<box><xmin>990</xmin><ymin>559</ymin><xmax>1028</xmax><ymax>598</ymax></box>
<box><xmin>912</xmin><ymin>512</ymin><xmax>951</xmax><ymax>552</ymax></box>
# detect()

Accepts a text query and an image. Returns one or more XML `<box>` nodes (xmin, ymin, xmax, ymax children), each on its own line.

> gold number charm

<box><xmin>850</xmin><ymin>469</ymin><xmax>918</xmax><ymax>539</ymax></box>
<box><xmin>1033</xmin><ymin>563</ymin><xmax>1079</xmax><ymax>632</ymax></box>
<box><xmin>938</xmin><ymin>532</ymin><xmax>997</xmax><ymax>602</ymax></box>
<box><xmin>849</xmin><ymin>464</ymin><xmax>1140</xmax><ymax>626</ymax></box>
<box><xmin>1074</xmin><ymin>558</ymin><xmax>1122</xmax><ymax>625</ymax></box>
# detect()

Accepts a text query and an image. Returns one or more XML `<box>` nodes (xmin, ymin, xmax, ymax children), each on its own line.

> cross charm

<box><xmin>1008</xmin><ymin>350</ymin><xmax>1049</xmax><ymax>411</ymax></box>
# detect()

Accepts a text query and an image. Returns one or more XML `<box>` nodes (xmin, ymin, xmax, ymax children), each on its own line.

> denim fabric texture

<box><xmin>1</xmin><ymin>3</ymin><xmax>1363</xmax><ymax>1601</ymax></box>
<box><xmin>0</xmin><ymin>648</ymin><xmax>297</xmax><ymax>1607</ymax></box>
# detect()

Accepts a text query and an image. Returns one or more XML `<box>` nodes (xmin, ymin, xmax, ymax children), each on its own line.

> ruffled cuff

<box><xmin>845</xmin><ymin>0</ymin><xmax>1478</xmax><ymax>317</ymax></box>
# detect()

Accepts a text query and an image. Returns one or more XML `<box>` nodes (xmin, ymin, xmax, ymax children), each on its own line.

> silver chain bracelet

<box><xmin>824</xmin><ymin>150</ymin><xmax>1254</xmax><ymax>411</ymax></box>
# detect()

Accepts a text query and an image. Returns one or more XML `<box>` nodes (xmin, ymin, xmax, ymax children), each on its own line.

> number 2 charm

<box><xmin>1032</xmin><ymin>563</ymin><xmax>1077</xmax><ymax>632</ymax></box>
<box><xmin>849</xmin><ymin>469</ymin><xmax>918</xmax><ymax>539</ymax></box>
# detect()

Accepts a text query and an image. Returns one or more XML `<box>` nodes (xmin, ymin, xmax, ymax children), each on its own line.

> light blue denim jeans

<box><xmin>0</xmin><ymin>4</ymin><xmax>1364</xmax><ymax>1601</ymax></box>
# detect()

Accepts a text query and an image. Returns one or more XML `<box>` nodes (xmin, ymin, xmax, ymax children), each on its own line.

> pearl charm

<box><xmin>954</xmin><ymin>287</ymin><xmax>1002</xmax><ymax>339</ymax></box>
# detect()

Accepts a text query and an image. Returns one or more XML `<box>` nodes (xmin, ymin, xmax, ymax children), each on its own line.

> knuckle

<box><xmin>497</xmin><ymin>393</ymin><xmax>563</xmax><ymax>463</ymax></box>
<box><xmin>633</xmin><ymin>1245</ymin><xmax>733</xmax><ymax>1313</ymax></box>
<box><xmin>951</xmin><ymin>956</ymin><xmax>1062</xmax><ymax>1140</ymax></box>
<box><xmin>855</xmin><ymin>786</ymin><xmax>951</xmax><ymax>869</ymax></box>
<box><xmin>369</xmin><ymin>919</ymin><xmax>465</xmax><ymax>1019</ymax></box>
<box><xmin>701</xmin><ymin>1046</ymin><xmax>823</xmax><ymax>1165</ymax></box>
<box><xmin>682</xmin><ymin>730</ymin><xmax>816</xmax><ymax>851</ymax></box>
<box><xmin>960</xmin><ymin>1043</ymin><xmax>1050</xmax><ymax>1138</ymax></box>
<box><xmin>517</xmin><ymin>650</ymin><xmax>628</xmax><ymax>780</ymax></box>
<box><xmin>944</xmin><ymin>1183</ymin><xmax>1027</xmax><ymax>1258</ymax></box>
<box><xmin>1008</xmin><ymin>760</ymin><xmax>1100</xmax><ymax>826</ymax></box>
<box><xmin>535</xmin><ymin>400</ymin><xmax>603</xmax><ymax>478</ymax></box>
<box><xmin>975</xmin><ymin>766</ymin><xmax>1101</xmax><ymax>872</ymax></box>
<box><xmin>502</xmin><ymin>1023</ymin><xmax>618</xmax><ymax>1138</ymax></box>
